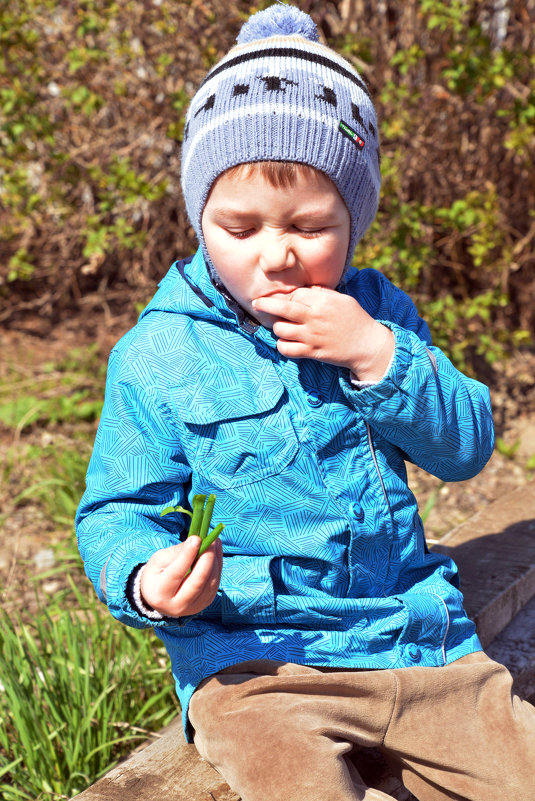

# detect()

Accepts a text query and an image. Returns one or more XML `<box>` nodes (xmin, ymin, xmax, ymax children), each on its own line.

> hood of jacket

<box><xmin>139</xmin><ymin>247</ymin><xmax>268</xmax><ymax>337</ymax></box>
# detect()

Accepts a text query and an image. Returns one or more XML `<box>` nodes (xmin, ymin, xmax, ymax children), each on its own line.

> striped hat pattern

<box><xmin>180</xmin><ymin>3</ymin><xmax>381</xmax><ymax>272</ymax></box>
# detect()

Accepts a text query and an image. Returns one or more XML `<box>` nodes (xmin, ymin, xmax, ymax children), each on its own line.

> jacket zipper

<box><xmin>365</xmin><ymin>421</ymin><xmax>395</xmax><ymax>598</ymax></box>
<box><xmin>365</xmin><ymin>422</ymin><xmax>393</xmax><ymax>521</ymax></box>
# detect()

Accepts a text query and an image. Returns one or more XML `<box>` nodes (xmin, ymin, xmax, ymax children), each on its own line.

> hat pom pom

<box><xmin>237</xmin><ymin>4</ymin><xmax>319</xmax><ymax>44</ymax></box>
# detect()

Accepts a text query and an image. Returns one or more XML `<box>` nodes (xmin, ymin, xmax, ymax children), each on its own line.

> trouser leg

<box><xmin>189</xmin><ymin>653</ymin><xmax>535</xmax><ymax>801</ymax></box>
<box><xmin>188</xmin><ymin>659</ymin><xmax>400</xmax><ymax>801</ymax></box>
<box><xmin>382</xmin><ymin>651</ymin><xmax>535</xmax><ymax>801</ymax></box>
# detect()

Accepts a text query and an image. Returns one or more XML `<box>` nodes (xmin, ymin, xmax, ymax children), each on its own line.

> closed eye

<box><xmin>223</xmin><ymin>225</ymin><xmax>328</xmax><ymax>239</ymax></box>
<box><xmin>225</xmin><ymin>228</ymin><xmax>256</xmax><ymax>239</ymax></box>
<box><xmin>292</xmin><ymin>226</ymin><xmax>325</xmax><ymax>237</ymax></box>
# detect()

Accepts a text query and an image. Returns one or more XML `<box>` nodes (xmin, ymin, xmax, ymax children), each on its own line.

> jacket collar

<box><xmin>153</xmin><ymin>247</ymin><xmax>279</xmax><ymax>349</ymax></box>
<box><xmin>183</xmin><ymin>247</ymin><xmax>261</xmax><ymax>332</ymax></box>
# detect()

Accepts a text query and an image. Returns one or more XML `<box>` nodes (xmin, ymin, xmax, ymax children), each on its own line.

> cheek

<box><xmin>206</xmin><ymin>242</ymin><xmax>252</xmax><ymax>298</ymax></box>
<box><xmin>203</xmin><ymin>230</ymin><xmax>234</xmax><ymax>273</ymax></box>
<box><xmin>304</xmin><ymin>241</ymin><xmax>347</xmax><ymax>283</ymax></box>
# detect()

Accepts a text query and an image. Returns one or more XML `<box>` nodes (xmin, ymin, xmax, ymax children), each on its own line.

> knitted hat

<box><xmin>180</xmin><ymin>3</ymin><xmax>381</xmax><ymax>272</ymax></box>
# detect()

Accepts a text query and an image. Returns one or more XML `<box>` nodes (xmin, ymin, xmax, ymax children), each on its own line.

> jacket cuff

<box><xmin>126</xmin><ymin>563</ymin><xmax>164</xmax><ymax>621</ymax></box>
<box><xmin>340</xmin><ymin>321</ymin><xmax>426</xmax><ymax>408</ymax></box>
<box><xmin>102</xmin><ymin>533</ymin><xmax>180</xmax><ymax>628</ymax></box>
<box><xmin>349</xmin><ymin>344</ymin><xmax>396</xmax><ymax>389</ymax></box>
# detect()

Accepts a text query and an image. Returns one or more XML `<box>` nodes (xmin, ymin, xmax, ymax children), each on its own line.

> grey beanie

<box><xmin>180</xmin><ymin>3</ymin><xmax>381</xmax><ymax>272</ymax></box>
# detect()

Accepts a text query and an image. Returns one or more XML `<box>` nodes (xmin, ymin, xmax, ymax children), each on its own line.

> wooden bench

<box><xmin>73</xmin><ymin>480</ymin><xmax>535</xmax><ymax>801</ymax></box>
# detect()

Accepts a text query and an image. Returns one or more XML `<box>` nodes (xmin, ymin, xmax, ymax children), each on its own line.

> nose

<box><xmin>258</xmin><ymin>231</ymin><xmax>296</xmax><ymax>273</ymax></box>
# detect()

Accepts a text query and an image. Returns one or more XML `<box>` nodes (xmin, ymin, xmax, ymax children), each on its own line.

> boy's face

<box><xmin>201</xmin><ymin>166</ymin><xmax>351</xmax><ymax>328</ymax></box>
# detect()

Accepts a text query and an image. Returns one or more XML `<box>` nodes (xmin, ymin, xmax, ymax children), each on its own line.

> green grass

<box><xmin>0</xmin><ymin>345</ymin><xmax>179</xmax><ymax>799</ymax></box>
<box><xmin>0</xmin><ymin>582</ymin><xmax>178</xmax><ymax>800</ymax></box>
<box><xmin>5</xmin><ymin>439</ymin><xmax>92</xmax><ymax>530</ymax></box>
<box><xmin>0</xmin><ymin>343</ymin><xmax>104</xmax><ymax>530</ymax></box>
<box><xmin>0</xmin><ymin>345</ymin><xmax>104</xmax><ymax>432</ymax></box>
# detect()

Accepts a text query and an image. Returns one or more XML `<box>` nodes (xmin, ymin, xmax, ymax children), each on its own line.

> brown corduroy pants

<box><xmin>188</xmin><ymin>652</ymin><xmax>535</xmax><ymax>801</ymax></box>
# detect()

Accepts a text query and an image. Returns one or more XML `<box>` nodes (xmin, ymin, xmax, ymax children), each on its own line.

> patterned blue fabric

<box><xmin>76</xmin><ymin>247</ymin><xmax>494</xmax><ymax>739</ymax></box>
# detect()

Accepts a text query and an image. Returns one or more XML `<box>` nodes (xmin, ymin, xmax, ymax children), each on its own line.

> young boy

<box><xmin>76</xmin><ymin>5</ymin><xmax>535</xmax><ymax>800</ymax></box>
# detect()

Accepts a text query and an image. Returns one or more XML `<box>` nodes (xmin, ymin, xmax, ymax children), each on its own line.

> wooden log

<box><xmin>432</xmin><ymin>479</ymin><xmax>535</xmax><ymax>647</ymax></box>
<box><xmin>73</xmin><ymin>719</ymin><xmax>239</xmax><ymax>801</ymax></box>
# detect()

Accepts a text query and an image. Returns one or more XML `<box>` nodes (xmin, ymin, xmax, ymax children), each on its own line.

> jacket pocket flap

<box><xmin>169</xmin><ymin>365</ymin><xmax>285</xmax><ymax>425</ymax></box>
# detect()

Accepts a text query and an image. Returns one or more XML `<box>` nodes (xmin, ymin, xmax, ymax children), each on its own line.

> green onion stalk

<box><xmin>161</xmin><ymin>493</ymin><xmax>224</xmax><ymax>568</ymax></box>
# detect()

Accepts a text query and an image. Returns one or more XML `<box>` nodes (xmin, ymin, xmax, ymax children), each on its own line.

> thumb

<box><xmin>157</xmin><ymin>537</ymin><xmax>201</xmax><ymax>592</ymax></box>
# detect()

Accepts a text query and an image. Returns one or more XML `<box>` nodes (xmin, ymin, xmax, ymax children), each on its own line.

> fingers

<box><xmin>255</xmin><ymin>288</ymin><xmax>375</xmax><ymax>369</ymax></box>
<box><xmin>252</xmin><ymin>293</ymin><xmax>310</xmax><ymax>322</ymax></box>
<box><xmin>276</xmin><ymin>339</ymin><xmax>313</xmax><ymax>360</ymax></box>
<box><xmin>253</xmin><ymin>294</ymin><xmax>313</xmax><ymax>346</ymax></box>
<box><xmin>159</xmin><ymin>537</ymin><xmax>201</xmax><ymax>588</ymax></box>
<box><xmin>141</xmin><ymin>538</ymin><xmax>222</xmax><ymax>617</ymax></box>
<box><xmin>193</xmin><ymin>537</ymin><xmax>223</xmax><ymax>601</ymax></box>
<box><xmin>271</xmin><ymin>318</ymin><xmax>304</xmax><ymax>340</ymax></box>
<box><xmin>252</xmin><ymin>286</ymin><xmax>341</xmax><ymax>332</ymax></box>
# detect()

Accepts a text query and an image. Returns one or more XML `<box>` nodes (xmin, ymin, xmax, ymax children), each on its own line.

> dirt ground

<box><xmin>1</xmin><ymin>312</ymin><xmax>535</xmax><ymax>607</ymax></box>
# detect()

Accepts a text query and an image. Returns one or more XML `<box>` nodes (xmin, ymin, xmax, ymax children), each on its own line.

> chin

<box><xmin>253</xmin><ymin>311</ymin><xmax>277</xmax><ymax>330</ymax></box>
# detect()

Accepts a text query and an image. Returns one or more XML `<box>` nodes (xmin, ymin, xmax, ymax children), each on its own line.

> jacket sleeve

<box><xmin>341</xmin><ymin>271</ymin><xmax>495</xmax><ymax>481</ymax></box>
<box><xmin>75</xmin><ymin>343</ymin><xmax>192</xmax><ymax>630</ymax></box>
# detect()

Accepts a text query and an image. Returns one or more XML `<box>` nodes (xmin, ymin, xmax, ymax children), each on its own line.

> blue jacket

<box><xmin>76</xmin><ymin>247</ymin><xmax>494</xmax><ymax>738</ymax></box>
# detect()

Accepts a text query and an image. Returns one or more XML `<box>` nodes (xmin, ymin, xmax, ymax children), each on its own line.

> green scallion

<box><xmin>188</xmin><ymin>493</ymin><xmax>207</xmax><ymax>538</ymax></box>
<box><xmin>161</xmin><ymin>493</ymin><xmax>224</xmax><ymax>572</ymax></box>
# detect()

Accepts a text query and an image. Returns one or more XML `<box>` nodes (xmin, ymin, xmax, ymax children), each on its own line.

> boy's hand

<box><xmin>140</xmin><ymin>536</ymin><xmax>222</xmax><ymax>617</ymax></box>
<box><xmin>252</xmin><ymin>286</ymin><xmax>394</xmax><ymax>383</ymax></box>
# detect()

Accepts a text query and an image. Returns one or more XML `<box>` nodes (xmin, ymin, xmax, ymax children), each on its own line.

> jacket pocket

<box><xmin>219</xmin><ymin>554</ymin><xmax>276</xmax><ymax>625</ymax></box>
<box><xmin>395</xmin><ymin>590</ymin><xmax>450</xmax><ymax>664</ymax></box>
<box><xmin>168</xmin><ymin>366</ymin><xmax>298</xmax><ymax>489</ymax></box>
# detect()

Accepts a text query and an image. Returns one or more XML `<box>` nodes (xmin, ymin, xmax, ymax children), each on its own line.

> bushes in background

<box><xmin>0</xmin><ymin>0</ymin><xmax>533</xmax><ymax>372</ymax></box>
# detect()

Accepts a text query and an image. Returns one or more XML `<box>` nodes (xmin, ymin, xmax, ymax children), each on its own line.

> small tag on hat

<box><xmin>339</xmin><ymin>120</ymin><xmax>365</xmax><ymax>149</ymax></box>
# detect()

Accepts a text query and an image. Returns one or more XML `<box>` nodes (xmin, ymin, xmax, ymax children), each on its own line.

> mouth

<box><xmin>258</xmin><ymin>287</ymin><xmax>299</xmax><ymax>299</ymax></box>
